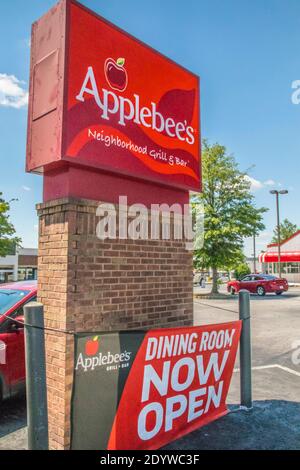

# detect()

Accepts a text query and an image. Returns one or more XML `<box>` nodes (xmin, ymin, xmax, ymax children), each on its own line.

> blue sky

<box><xmin>1</xmin><ymin>0</ymin><xmax>300</xmax><ymax>255</ymax></box>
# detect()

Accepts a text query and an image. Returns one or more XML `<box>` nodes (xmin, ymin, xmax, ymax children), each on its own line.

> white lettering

<box><xmin>75</xmin><ymin>67</ymin><xmax>196</xmax><ymax>145</ymax></box>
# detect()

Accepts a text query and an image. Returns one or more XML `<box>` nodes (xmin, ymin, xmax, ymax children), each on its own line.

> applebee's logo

<box><xmin>75</xmin><ymin>336</ymin><xmax>132</xmax><ymax>372</ymax></box>
<box><xmin>76</xmin><ymin>64</ymin><xmax>195</xmax><ymax>145</ymax></box>
<box><xmin>85</xmin><ymin>336</ymin><xmax>100</xmax><ymax>356</ymax></box>
<box><xmin>104</xmin><ymin>57</ymin><xmax>128</xmax><ymax>92</ymax></box>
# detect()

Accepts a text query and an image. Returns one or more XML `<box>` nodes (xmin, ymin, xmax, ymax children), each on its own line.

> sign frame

<box><xmin>26</xmin><ymin>0</ymin><xmax>201</xmax><ymax>193</ymax></box>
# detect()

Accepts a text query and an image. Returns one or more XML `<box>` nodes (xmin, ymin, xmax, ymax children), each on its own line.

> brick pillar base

<box><xmin>37</xmin><ymin>197</ymin><xmax>193</xmax><ymax>450</ymax></box>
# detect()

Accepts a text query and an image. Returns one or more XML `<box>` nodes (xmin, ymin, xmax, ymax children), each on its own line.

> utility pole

<box><xmin>253</xmin><ymin>232</ymin><xmax>257</xmax><ymax>273</ymax></box>
<box><xmin>270</xmin><ymin>189</ymin><xmax>288</xmax><ymax>278</ymax></box>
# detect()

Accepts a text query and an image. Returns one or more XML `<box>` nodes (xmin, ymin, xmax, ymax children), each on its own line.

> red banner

<box><xmin>26</xmin><ymin>1</ymin><xmax>201</xmax><ymax>193</ymax></box>
<box><xmin>71</xmin><ymin>321</ymin><xmax>241</xmax><ymax>450</ymax></box>
<box><xmin>63</xmin><ymin>1</ymin><xmax>201</xmax><ymax>192</ymax></box>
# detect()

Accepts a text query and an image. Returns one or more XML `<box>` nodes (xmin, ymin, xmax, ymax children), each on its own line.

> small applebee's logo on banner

<box><xmin>0</xmin><ymin>340</ymin><xmax>6</xmax><ymax>365</ymax></box>
<box><xmin>85</xmin><ymin>336</ymin><xmax>100</xmax><ymax>356</ymax></box>
<box><xmin>104</xmin><ymin>57</ymin><xmax>128</xmax><ymax>92</ymax></box>
<box><xmin>76</xmin><ymin>335</ymin><xmax>132</xmax><ymax>373</ymax></box>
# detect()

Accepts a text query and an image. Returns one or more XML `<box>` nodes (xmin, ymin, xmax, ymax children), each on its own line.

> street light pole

<box><xmin>270</xmin><ymin>189</ymin><xmax>288</xmax><ymax>279</ymax></box>
<box><xmin>275</xmin><ymin>192</ymin><xmax>281</xmax><ymax>278</ymax></box>
<box><xmin>253</xmin><ymin>232</ymin><xmax>257</xmax><ymax>273</ymax></box>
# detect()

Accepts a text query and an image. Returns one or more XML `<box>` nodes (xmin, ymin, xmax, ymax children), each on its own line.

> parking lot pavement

<box><xmin>0</xmin><ymin>395</ymin><xmax>26</xmax><ymax>450</ymax></box>
<box><xmin>165</xmin><ymin>365</ymin><xmax>300</xmax><ymax>450</ymax></box>
<box><xmin>194</xmin><ymin>287</ymin><xmax>300</xmax><ymax>370</ymax></box>
<box><xmin>172</xmin><ymin>287</ymin><xmax>300</xmax><ymax>450</ymax></box>
<box><xmin>165</xmin><ymin>397</ymin><xmax>300</xmax><ymax>450</ymax></box>
<box><xmin>1</xmin><ymin>289</ymin><xmax>299</xmax><ymax>450</ymax></box>
<box><xmin>193</xmin><ymin>282</ymin><xmax>228</xmax><ymax>296</ymax></box>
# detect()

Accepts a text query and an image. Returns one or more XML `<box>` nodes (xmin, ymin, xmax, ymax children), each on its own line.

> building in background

<box><xmin>0</xmin><ymin>247</ymin><xmax>38</xmax><ymax>283</ymax></box>
<box><xmin>259</xmin><ymin>230</ymin><xmax>300</xmax><ymax>283</ymax></box>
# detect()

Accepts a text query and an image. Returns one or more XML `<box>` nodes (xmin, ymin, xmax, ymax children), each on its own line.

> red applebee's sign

<box><xmin>71</xmin><ymin>322</ymin><xmax>241</xmax><ymax>450</ymax></box>
<box><xmin>66</xmin><ymin>1</ymin><xmax>201</xmax><ymax>192</ymax></box>
<box><xmin>26</xmin><ymin>0</ymin><xmax>201</xmax><ymax>192</ymax></box>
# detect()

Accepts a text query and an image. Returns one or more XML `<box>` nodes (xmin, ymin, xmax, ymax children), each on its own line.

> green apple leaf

<box><xmin>117</xmin><ymin>57</ymin><xmax>125</xmax><ymax>67</ymax></box>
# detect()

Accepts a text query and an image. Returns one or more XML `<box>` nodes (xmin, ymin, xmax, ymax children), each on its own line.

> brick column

<box><xmin>37</xmin><ymin>197</ymin><xmax>193</xmax><ymax>450</ymax></box>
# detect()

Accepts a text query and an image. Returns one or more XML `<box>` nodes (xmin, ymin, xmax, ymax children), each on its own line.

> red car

<box><xmin>227</xmin><ymin>274</ymin><xmax>289</xmax><ymax>296</ymax></box>
<box><xmin>0</xmin><ymin>281</ymin><xmax>37</xmax><ymax>401</ymax></box>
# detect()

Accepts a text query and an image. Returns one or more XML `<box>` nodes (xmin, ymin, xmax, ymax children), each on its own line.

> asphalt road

<box><xmin>194</xmin><ymin>285</ymin><xmax>300</xmax><ymax>403</ymax></box>
<box><xmin>0</xmin><ymin>287</ymin><xmax>299</xmax><ymax>450</ymax></box>
<box><xmin>0</xmin><ymin>394</ymin><xmax>26</xmax><ymax>450</ymax></box>
<box><xmin>166</xmin><ymin>287</ymin><xmax>300</xmax><ymax>450</ymax></box>
<box><xmin>194</xmin><ymin>286</ymin><xmax>300</xmax><ymax>372</ymax></box>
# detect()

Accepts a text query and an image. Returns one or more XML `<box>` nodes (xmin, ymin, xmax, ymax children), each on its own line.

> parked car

<box><xmin>0</xmin><ymin>281</ymin><xmax>37</xmax><ymax>401</ymax></box>
<box><xmin>227</xmin><ymin>274</ymin><xmax>289</xmax><ymax>296</ymax></box>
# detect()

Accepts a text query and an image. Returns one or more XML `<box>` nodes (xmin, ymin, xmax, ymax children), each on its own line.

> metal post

<box><xmin>270</xmin><ymin>189</ymin><xmax>288</xmax><ymax>277</ymax></box>
<box><xmin>24</xmin><ymin>302</ymin><xmax>48</xmax><ymax>450</ymax></box>
<box><xmin>276</xmin><ymin>192</ymin><xmax>282</xmax><ymax>278</ymax></box>
<box><xmin>239</xmin><ymin>290</ymin><xmax>252</xmax><ymax>410</ymax></box>
<box><xmin>253</xmin><ymin>232</ymin><xmax>257</xmax><ymax>273</ymax></box>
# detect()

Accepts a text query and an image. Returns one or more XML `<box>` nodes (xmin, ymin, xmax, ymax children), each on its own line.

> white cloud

<box><xmin>263</xmin><ymin>179</ymin><xmax>276</xmax><ymax>186</ymax></box>
<box><xmin>0</xmin><ymin>73</ymin><xmax>28</xmax><ymax>109</ymax></box>
<box><xmin>245</xmin><ymin>176</ymin><xmax>285</xmax><ymax>192</ymax></box>
<box><xmin>244</xmin><ymin>175</ymin><xmax>264</xmax><ymax>191</ymax></box>
<box><xmin>22</xmin><ymin>186</ymin><xmax>31</xmax><ymax>192</ymax></box>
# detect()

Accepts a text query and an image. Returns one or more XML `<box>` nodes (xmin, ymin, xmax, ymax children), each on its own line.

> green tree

<box><xmin>0</xmin><ymin>192</ymin><xmax>21</xmax><ymax>257</ymax></box>
<box><xmin>271</xmin><ymin>218</ymin><xmax>298</xmax><ymax>244</ymax></box>
<box><xmin>234</xmin><ymin>262</ymin><xmax>251</xmax><ymax>280</ymax></box>
<box><xmin>221</xmin><ymin>248</ymin><xmax>248</xmax><ymax>276</ymax></box>
<box><xmin>192</xmin><ymin>141</ymin><xmax>267</xmax><ymax>294</ymax></box>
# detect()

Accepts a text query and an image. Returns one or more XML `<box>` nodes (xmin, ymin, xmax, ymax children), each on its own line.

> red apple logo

<box><xmin>85</xmin><ymin>336</ymin><xmax>100</xmax><ymax>356</ymax></box>
<box><xmin>104</xmin><ymin>57</ymin><xmax>128</xmax><ymax>92</ymax></box>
